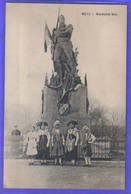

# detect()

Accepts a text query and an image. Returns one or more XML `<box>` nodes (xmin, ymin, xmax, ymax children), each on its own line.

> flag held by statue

<box><xmin>44</xmin><ymin>22</ymin><xmax>52</xmax><ymax>52</ymax></box>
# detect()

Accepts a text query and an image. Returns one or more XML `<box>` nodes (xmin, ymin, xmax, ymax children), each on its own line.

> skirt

<box><xmin>66</xmin><ymin>146</ymin><xmax>77</xmax><ymax>160</ymax></box>
<box><xmin>26</xmin><ymin>140</ymin><xmax>37</xmax><ymax>156</ymax></box>
<box><xmin>38</xmin><ymin>147</ymin><xmax>49</xmax><ymax>159</ymax></box>
<box><xmin>37</xmin><ymin>135</ymin><xmax>49</xmax><ymax>159</ymax></box>
<box><xmin>81</xmin><ymin>143</ymin><xmax>92</xmax><ymax>157</ymax></box>
<box><xmin>51</xmin><ymin>141</ymin><xmax>64</xmax><ymax>158</ymax></box>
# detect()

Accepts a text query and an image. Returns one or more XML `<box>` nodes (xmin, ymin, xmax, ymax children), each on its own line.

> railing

<box><xmin>78</xmin><ymin>137</ymin><xmax>125</xmax><ymax>159</ymax></box>
<box><xmin>4</xmin><ymin>135</ymin><xmax>125</xmax><ymax>160</ymax></box>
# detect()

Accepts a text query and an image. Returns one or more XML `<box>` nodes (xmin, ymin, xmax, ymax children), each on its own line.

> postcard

<box><xmin>3</xmin><ymin>3</ymin><xmax>127</xmax><ymax>189</ymax></box>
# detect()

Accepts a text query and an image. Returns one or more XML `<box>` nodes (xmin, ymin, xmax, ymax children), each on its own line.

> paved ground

<box><xmin>4</xmin><ymin>159</ymin><xmax>125</xmax><ymax>189</ymax></box>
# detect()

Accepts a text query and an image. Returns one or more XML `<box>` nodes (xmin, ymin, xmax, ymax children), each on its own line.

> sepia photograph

<box><xmin>4</xmin><ymin>3</ymin><xmax>127</xmax><ymax>189</ymax></box>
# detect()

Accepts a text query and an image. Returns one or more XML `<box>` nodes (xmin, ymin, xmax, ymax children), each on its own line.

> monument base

<box><xmin>40</xmin><ymin>84</ymin><xmax>89</xmax><ymax>134</ymax></box>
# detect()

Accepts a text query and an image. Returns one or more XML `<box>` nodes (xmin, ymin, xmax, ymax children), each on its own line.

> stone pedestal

<box><xmin>41</xmin><ymin>84</ymin><xmax>89</xmax><ymax>134</ymax></box>
<box><xmin>43</xmin><ymin>86</ymin><xmax>59</xmax><ymax>118</ymax></box>
<box><xmin>69</xmin><ymin>85</ymin><xmax>87</xmax><ymax>114</ymax></box>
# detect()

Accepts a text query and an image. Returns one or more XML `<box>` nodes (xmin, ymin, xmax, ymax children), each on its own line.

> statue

<box><xmin>44</xmin><ymin>12</ymin><xmax>85</xmax><ymax>115</ymax></box>
<box><xmin>51</xmin><ymin>15</ymin><xmax>77</xmax><ymax>80</ymax></box>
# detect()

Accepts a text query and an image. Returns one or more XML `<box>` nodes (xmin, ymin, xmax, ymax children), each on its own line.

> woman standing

<box><xmin>51</xmin><ymin>120</ymin><xmax>65</xmax><ymax>165</ymax></box>
<box><xmin>66</xmin><ymin>120</ymin><xmax>79</xmax><ymax>166</ymax></box>
<box><xmin>81</xmin><ymin>126</ymin><xmax>96</xmax><ymax>166</ymax></box>
<box><xmin>37</xmin><ymin>122</ymin><xmax>50</xmax><ymax>165</ymax></box>
<box><xmin>25</xmin><ymin>125</ymin><xmax>39</xmax><ymax>165</ymax></box>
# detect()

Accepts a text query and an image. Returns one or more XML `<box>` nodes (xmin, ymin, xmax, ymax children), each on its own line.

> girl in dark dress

<box><xmin>81</xmin><ymin>126</ymin><xmax>96</xmax><ymax>166</ymax></box>
<box><xmin>66</xmin><ymin>121</ymin><xmax>79</xmax><ymax>165</ymax></box>
<box><xmin>37</xmin><ymin>122</ymin><xmax>50</xmax><ymax>165</ymax></box>
<box><xmin>51</xmin><ymin>120</ymin><xmax>65</xmax><ymax>165</ymax></box>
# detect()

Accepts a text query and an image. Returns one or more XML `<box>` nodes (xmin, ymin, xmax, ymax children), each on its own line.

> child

<box><xmin>25</xmin><ymin>125</ymin><xmax>39</xmax><ymax>165</ymax></box>
<box><xmin>51</xmin><ymin>120</ymin><xmax>65</xmax><ymax>165</ymax></box>
<box><xmin>66</xmin><ymin>120</ymin><xmax>79</xmax><ymax>166</ymax></box>
<box><xmin>81</xmin><ymin>126</ymin><xmax>96</xmax><ymax>166</ymax></box>
<box><xmin>37</xmin><ymin>122</ymin><xmax>50</xmax><ymax>165</ymax></box>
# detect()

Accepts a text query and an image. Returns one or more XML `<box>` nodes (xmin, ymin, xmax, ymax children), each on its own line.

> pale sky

<box><xmin>4</xmin><ymin>3</ymin><xmax>127</xmax><ymax>132</ymax></box>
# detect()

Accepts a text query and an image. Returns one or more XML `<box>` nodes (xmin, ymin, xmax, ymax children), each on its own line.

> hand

<box><xmin>75</xmin><ymin>142</ymin><xmax>77</xmax><ymax>146</ymax></box>
<box><xmin>53</xmin><ymin>30</ymin><xmax>59</xmax><ymax>36</ymax></box>
<box><xmin>46</xmin><ymin>143</ymin><xmax>49</xmax><ymax>148</ymax></box>
<box><xmin>66</xmin><ymin>24</ymin><xmax>73</xmax><ymax>33</ymax></box>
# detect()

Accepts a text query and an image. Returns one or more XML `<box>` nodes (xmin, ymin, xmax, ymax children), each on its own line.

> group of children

<box><xmin>25</xmin><ymin>120</ymin><xmax>96</xmax><ymax>166</ymax></box>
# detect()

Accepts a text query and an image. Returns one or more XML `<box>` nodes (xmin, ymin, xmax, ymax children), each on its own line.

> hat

<box><xmin>36</xmin><ymin>121</ymin><xmax>42</xmax><ymax>127</ymax></box>
<box><xmin>82</xmin><ymin>126</ymin><xmax>90</xmax><ymax>133</ymax></box>
<box><xmin>67</xmin><ymin>120</ymin><xmax>78</xmax><ymax>127</ymax></box>
<box><xmin>54</xmin><ymin>120</ymin><xmax>60</xmax><ymax>127</ymax></box>
<box><xmin>42</xmin><ymin>122</ymin><xmax>48</xmax><ymax>126</ymax></box>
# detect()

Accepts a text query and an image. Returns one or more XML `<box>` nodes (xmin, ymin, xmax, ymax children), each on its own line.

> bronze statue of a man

<box><xmin>51</xmin><ymin>15</ymin><xmax>77</xmax><ymax>82</ymax></box>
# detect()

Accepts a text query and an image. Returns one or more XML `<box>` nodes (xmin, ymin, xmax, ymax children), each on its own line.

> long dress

<box><xmin>37</xmin><ymin>129</ymin><xmax>50</xmax><ymax>159</ymax></box>
<box><xmin>25</xmin><ymin>131</ymin><xmax>39</xmax><ymax>156</ymax></box>
<box><xmin>51</xmin><ymin>128</ymin><xmax>65</xmax><ymax>158</ymax></box>
<box><xmin>81</xmin><ymin>133</ymin><xmax>96</xmax><ymax>157</ymax></box>
<box><xmin>66</xmin><ymin>128</ymin><xmax>79</xmax><ymax>160</ymax></box>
